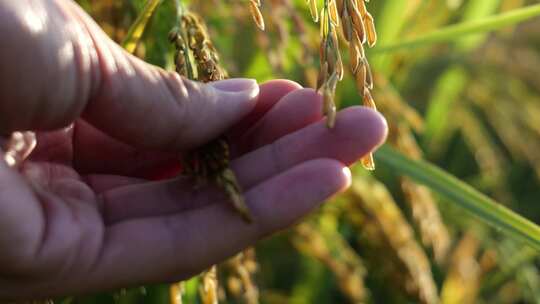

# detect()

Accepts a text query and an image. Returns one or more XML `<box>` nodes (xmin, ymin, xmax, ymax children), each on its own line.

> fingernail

<box><xmin>211</xmin><ymin>78</ymin><xmax>258</xmax><ymax>93</ymax></box>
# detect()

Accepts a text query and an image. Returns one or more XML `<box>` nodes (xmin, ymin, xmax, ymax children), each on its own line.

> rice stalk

<box><xmin>167</xmin><ymin>5</ymin><xmax>263</xmax><ymax>303</ymax></box>
<box><xmin>221</xmin><ymin>249</ymin><xmax>259</xmax><ymax>304</ymax></box>
<box><xmin>328</xmin><ymin>0</ymin><xmax>378</xmax><ymax>169</ymax></box>
<box><xmin>401</xmin><ymin>178</ymin><xmax>451</xmax><ymax>263</ymax></box>
<box><xmin>374</xmin><ymin>75</ymin><xmax>451</xmax><ymax>264</ymax></box>
<box><xmin>169</xmin><ymin>4</ymin><xmax>251</xmax><ymax>221</ymax></box>
<box><xmin>481</xmin><ymin>243</ymin><xmax>537</xmax><ymax>296</ymax></box>
<box><xmin>122</xmin><ymin>0</ymin><xmax>163</xmax><ymax>54</ymax></box>
<box><xmin>457</xmin><ymin>35</ymin><xmax>540</xmax><ymax>185</ymax></box>
<box><xmin>247</xmin><ymin>0</ymin><xmax>379</xmax><ymax>170</ymax></box>
<box><xmin>199</xmin><ymin>266</ymin><xmax>219</xmax><ymax>304</ymax></box>
<box><xmin>468</xmin><ymin>77</ymin><xmax>540</xmax><ymax>180</ymax></box>
<box><xmin>395</xmin><ymin>125</ymin><xmax>451</xmax><ymax>263</ymax></box>
<box><xmin>248</xmin><ymin>0</ymin><xmax>265</xmax><ymax>31</ymax></box>
<box><xmin>292</xmin><ymin>221</ymin><xmax>368</xmax><ymax>303</ymax></box>
<box><xmin>347</xmin><ymin>175</ymin><xmax>439</xmax><ymax>304</ymax></box>
<box><xmin>440</xmin><ymin>233</ymin><xmax>481</xmax><ymax>304</ymax></box>
<box><xmin>170</xmin><ymin>282</ymin><xmax>185</xmax><ymax>304</ymax></box>
<box><xmin>455</xmin><ymin>107</ymin><xmax>509</xmax><ymax>199</ymax></box>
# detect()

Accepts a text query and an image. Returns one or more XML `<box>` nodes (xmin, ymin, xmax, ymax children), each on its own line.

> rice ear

<box><xmin>248</xmin><ymin>0</ymin><xmax>265</xmax><ymax>31</ymax></box>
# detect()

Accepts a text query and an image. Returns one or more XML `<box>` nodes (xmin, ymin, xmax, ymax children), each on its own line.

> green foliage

<box><xmin>376</xmin><ymin>145</ymin><xmax>540</xmax><ymax>251</ymax></box>
<box><xmin>375</xmin><ymin>3</ymin><xmax>540</xmax><ymax>53</ymax></box>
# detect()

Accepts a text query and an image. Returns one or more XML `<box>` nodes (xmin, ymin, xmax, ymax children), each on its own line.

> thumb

<box><xmin>70</xmin><ymin>0</ymin><xmax>259</xmax><ymax>150</ymax></box>
<box><xmin>84</xmin><ymin>65</ymin><xmax>259</xmax><ymax>151</ymax></box>
<box><xmin>72</xmin><ymin>1</ymin><xmax>260</xmax><ymax>151</ymax></box>
<box><xmin>0</xmin><ymin>0</ymin><xmax>259</xmax><ymax>151</ymax></box>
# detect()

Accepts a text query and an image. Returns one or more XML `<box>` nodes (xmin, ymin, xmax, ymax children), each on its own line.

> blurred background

<box><xmin>69</xmin><ymin>0</ymin><xmax>540</xmax><ymax>303</ymax></box>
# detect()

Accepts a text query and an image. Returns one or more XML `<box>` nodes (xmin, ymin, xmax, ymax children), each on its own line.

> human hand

<box><xmin>0</xmin><ymin>0</ymin><xmax>387</xmax><ymax>300</ymax></box>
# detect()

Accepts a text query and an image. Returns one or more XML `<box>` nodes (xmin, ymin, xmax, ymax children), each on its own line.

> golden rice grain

<box><xmin>363</xmin><ymin>88</ymin><xmax>377</xmax><ymax>110</ymax></box>
<box><xmin>348</xmin><ymin>176</ymin><xmax>440</xmax><ymax>304</ymax></box>
<box><xmin>170</xmin><ymin>9</ymin><xmax>251</xmax><ymax>221</ymax></box>
<box><xmin>313</xmin><ymin>0</ymin><xmax>379</xmax><ymax>169</ymax></box>
<box><xmin>307</xmin><ymin>0</ymin><xmax>319</xmax><ymax>22</ymax></box>
<box><xmin>223</xmin><ymin>249</ymin><xmax>260</xmax><ymax>304</ymax></box>
<box><xmin>440</xmin><ymin>233</ymin><xmax>481</xmax><ymax>304</ymax></box>
<box><xmin>243</xmin><ymin>0</ymin><xmax>380</xmax><ymax>169</ymax></box>
<box><xmin>248</xmin><ymin>0</ymin><xmax>265</xmax><ymax>31</ymax></box>
<box><xmin>293</xmin><ymin>222</ymin><xmax>368</xmax><ymax>303</ymax></box>
<box><xmin>360</xmin><ymin>154</ymin><xmax>375</xmax><ymax>170</ymax></box>
<box><xmin>364</xmin><ymin>12</ymin><xmax>377</xmax><ymax>47</ymax></box>
<box><xmin>169</xmin><ymin>282</ymin><xmax>185</xmax><ymax>304</ymax></box>
<box><xmin>354</xmin><ymin>62</ymin><xmax>366</xmax><ymax>93</ymax></box>
<box><xmin>328</xmin><ymin>0</ymin><xmax>339</xmax><ymax>26</ymax></box>
<box><xmin>347</xmin><ymin>1</ymin><xmax>366</xmax><ymax>44</ymax></box>
<box><xmin>200</xmin><ymin>266</ymin><xmax>219</xmax><ymax>304</ymax></box>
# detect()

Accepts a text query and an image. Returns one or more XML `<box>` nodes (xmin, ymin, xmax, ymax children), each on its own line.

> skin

<box><xmin>0</xmin><ymin>0</ymin><xmax>388</xmax><ymax>300</ymax></box>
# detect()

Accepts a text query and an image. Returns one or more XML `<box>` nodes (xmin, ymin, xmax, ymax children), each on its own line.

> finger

<box><xmin>0</xmin><ymin>1</ymin><xmax>259</xmax><ymax>152</ymax></box>
<box><xmin>29</xmin><ymin>127</ymin><xmax>74</xmax><ymax>165</ymax></box>
<box><xmin>84</xmin><ymin>175</ymin><xmax>146</xmax><ymax>194</ymax></box>
<box><xmin>100</xmin><ymin>107</ymin><xmax>387</xmax><ymax>224</ymax></box>
<box><xmin>88</xmin><ymin>159</ymin><xmax>350</xmax><ymax>289</ymax></box>
<box><xmin>72</xmin><ymin>80</ymin><xmax>301</xmax><ymax>176</ymax></box>
<box><xmin>233</xmin><ymin>106</ymin><xmax>387</xmax><ymax>189</ymax></box>
<box><xmin>101</xmin><ymin>176</ymin><xmax>225</xmax><ymax>224</ymax></box>
<box><xmin>0</xmin><ymin>158</ymin><xmax>44</xmax><ymax>270</ymax></box>
<box><xmin>235</xmin><ymin>88</ymin><xmax>323</xmax><ymax>153</ymax></box>
<box><xmin>72</xmin><ymin>120</ymin><xmax>177</xmax><ymax>176</ymax></box>
<box><xmin>66</xmin><ymin>1</ymin><xmax>260</xmax><ymax>151</ymax></box>
<box><xmin>230</xmin><ymin>79</ymin><xmax>302</xmax><ymax>138</ymax></box>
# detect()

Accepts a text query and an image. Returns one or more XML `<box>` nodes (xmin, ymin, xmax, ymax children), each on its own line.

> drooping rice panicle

<box><xmin>222</xmin><ymin>249</ymin><xmax>260</xmax><ymax>304</ymax></box>
<box><xmin>440</xmin><ymin>233</ymin><xmax>481</xmax><ymax>304</ymax></box>
<box><xmin>320</xmin><ymin>0</ymin><xmax>379</xmax><ymax>169</ymax></box>
<box><xmin>307</xmin><ymin>0</ymin><xmax>319</xmax><ymax>22</ymax></box>
<box><xmin>168</xmin><ymin>6</ymin><xmax>258</xmax><ymax>303</ymax></box>
<box><xmin>169</xmin><ymin>8</ymin><xmax>251</xmax><ymax>222</ymax></box>
<box><xmin>200</xmin><ymin>266</ymin><xmax>219</xmax><ymax>304</ymax></box>
<box><xmin>248</xmin><ymin>0</ymin><xmax>265</xmax><ymax>31</ymax></box>
<box><xmin>245</xmin><ymin>0</ymin><xmax>380</xmax><ymax>170</ymax></box>
<box><xmin>374</xmin><ymin>75</ymin><xmax>451</xmax><ymax>264</ymax></box>
<box><xmin>170</xmin><ymin>282</ymin><xmax>185</xmax><ymax>304</ymax></box>
<box><xmin>293</xmin><ymin>222</ymin><xmax>368</xmax><ymax>303</ymax></box>
<box><xmin>347</xmin><ymin>175</ymin><xmax>440</xmax><ymax>304</ymax></box>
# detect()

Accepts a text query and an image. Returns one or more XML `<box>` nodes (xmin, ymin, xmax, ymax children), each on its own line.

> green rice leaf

<box><xmin>375</xmin><ymin>145</ymin><xmax>540</xmax><ymax>251</ymax></box>
<box><xmin>122</xmin><ymin>0</ymin><xmax>163</xmax><ymax>54</ymax></box>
